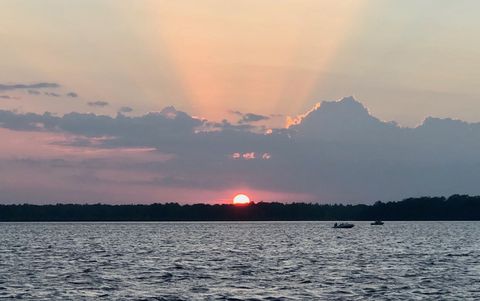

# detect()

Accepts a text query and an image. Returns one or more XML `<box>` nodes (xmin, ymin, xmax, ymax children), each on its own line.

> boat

<box><xmin>370</xmin><ymin>220</ymin><xmax>384</xmax><ymax>225</ymax></box>
<box><xmin>333</xmin><ymin>222</ymin><xmax>354</xmax><ymax>228</ymax></box>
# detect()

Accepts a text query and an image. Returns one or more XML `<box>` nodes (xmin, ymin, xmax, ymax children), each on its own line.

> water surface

<box><xmin>0</xmin><ymin>222</ymin><xmax>479</xmax><ymax>300</ymax></box>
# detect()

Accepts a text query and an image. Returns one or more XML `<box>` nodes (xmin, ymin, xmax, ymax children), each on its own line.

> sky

<box><xmin>1</xmin><ymin>1</ymin><xmax>480</xmax><ymax>204</ymax></box>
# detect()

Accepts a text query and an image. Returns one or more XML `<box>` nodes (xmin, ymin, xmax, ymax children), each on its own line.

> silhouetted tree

<box><xmin>1</xmin><ymin>195</ymin><xmax>480</xmax><ymax>221</ymax></box>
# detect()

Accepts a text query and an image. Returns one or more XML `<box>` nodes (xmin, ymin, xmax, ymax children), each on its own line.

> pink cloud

<box><xmin>262</xmin><ymin>153</ymin><xmax>271</xmax><ymax>160</ymax></box>
<box><xmin>242</xmin><ymin>152</ymin><xmax>255</xmax><ymax>160</ymax></box>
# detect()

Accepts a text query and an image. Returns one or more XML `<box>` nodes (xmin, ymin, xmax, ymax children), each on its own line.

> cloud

<box><xmin>0</xmin><ymin>95</ymin><xmax>20</xmax><ymax>100</ymax></box>
<box><xmin>0</xmin><ymin>82</ymin><xmax>60</xmax><ymax>91</ymax></box>
<box><xmin>240</xmin><ymin>113</ymin><xmax>270</xmax><ymax>123</ymax></box>
<box><xmin>119</xmin><ymin>106</ymin><xmax>133</xmax><ymax>113</ymax></box>
<box><xmin>87</xmin><ymin>101</ymin><xmax>109</xmax><ymax>107</ymax></box>
<box><xmin>0</xmin><ymin>105</ymin><xmax>203</xmax><ymax>137</ymax></box>
<box><xmin>229</xmin><ymin>110</ymin><xmax>270</xmax><ymax>123</ymax></box>
<box><xmin>2</xmin><ymin>96</ymin><xmax>480</xmax><ymax>203</ymax></box>
<box><xmin>229</xmin><ymin>110</ymin><xmax>243</xmax><ymax>116</ymax></box>
<box><xmin>66</xmin><ymin>92</ymin><xmax>78</xmax><ymax>98</ymax></box>
<box><xmin>242</xmin><ymin>152</ymin><xmax>255</xmax><ymax>159</ymax></box>
<box><xmin>270</xmin><ymin>113</ymin><xmax>284</xmax><ymax>118</ymax></box>
<box><xmin>231</xmin><ymin>152</ymin><xmax>271</xmax><ymax>160</ymax></box>
<box><xmin>27</xmin><ymin>90</ymin><xmax>41</xmax><ymax>95</ymax></box>
<box><xmin>27</xmin><ymin>89</ymin><xmax>79</xmax><ymax>98</ymax></box>
<box><xmin>44</xmin><ymin>92</ymin><xmax>61</xmax><ymax>97</ymax></box>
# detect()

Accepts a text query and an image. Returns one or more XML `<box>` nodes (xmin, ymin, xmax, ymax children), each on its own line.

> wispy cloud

<box><xmin>87</xmin><ymin>101</ymin><xmax>109</xmax><ymax>107</ymax></box>
<box><xmin>27</xmin><ymin>89</ymin><xmax>79</xmax><ymax>98</ymax></box>
<box><xmin>119</xmin><ymin>106</ymin><xmax>133</xmax><ymax>113</ymax></box>
<box><xmin>66</xmin><ymin>92</ymin><xmax>78</xmax><ymax>98</ymax></box>
<box><xmin>44</xmin><ymin>92</ymin><xmax>61</xmax><ymax>97</ymax></box>
<box><xmin>27</xmin><ymin>90</ymin><xmax>41</xmax><ymax>95</ymax></box>
<box><xmin>0</xmin><ymin>82</ymin><xmax>60</xmax><ymax>91</ymax></box>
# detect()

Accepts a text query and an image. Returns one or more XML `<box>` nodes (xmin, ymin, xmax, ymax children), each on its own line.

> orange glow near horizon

<box><xmin>233</xmin><ymin>194</ymin><xmax>251</xmax><ymax>205</ymax></box>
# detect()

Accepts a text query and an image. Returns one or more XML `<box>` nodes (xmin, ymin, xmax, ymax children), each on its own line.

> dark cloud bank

<box><xmin>1</xmin><ymin>96</ymin><xmax>480</xmax><ymax>203</ymax></box>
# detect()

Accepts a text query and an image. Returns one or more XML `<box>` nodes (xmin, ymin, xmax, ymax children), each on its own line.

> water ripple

<box><xmin>0</xmin><ymin>222</ymin><xmax>479</xmax><ymax>300</ymax></box>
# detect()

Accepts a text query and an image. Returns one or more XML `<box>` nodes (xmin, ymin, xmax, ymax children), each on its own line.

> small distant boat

<box><xmin>371</xmin><ymin>220</ymin><xmax>384</xmax><ymax>225</ymax></box>
<box><xmin>333</xmin><ymin>222</ymin><xmax>354</xmax><ymax>229</ymax></box>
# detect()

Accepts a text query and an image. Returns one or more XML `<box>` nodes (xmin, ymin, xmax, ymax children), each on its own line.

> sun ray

<box><xmin>143</xmin><ymin>1</ymin><xmax>367</xmax><ymax>121</ymax></box>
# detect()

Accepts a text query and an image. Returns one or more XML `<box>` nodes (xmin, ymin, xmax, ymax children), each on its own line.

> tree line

<box><xmin>0</xmin><ymin>195</ymin><xmax>479</xmax><ymax>221</ymax></box>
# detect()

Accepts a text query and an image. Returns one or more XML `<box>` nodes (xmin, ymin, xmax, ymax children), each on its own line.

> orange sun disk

<box><xmin>233</xmin><ymin>194</ymin><xmax>251</xmax><ymax>205</ymax></box>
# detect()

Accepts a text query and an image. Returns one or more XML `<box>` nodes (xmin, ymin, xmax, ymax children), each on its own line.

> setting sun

<box><xmin>233</xmin><ymin>194</ymin><xmax>251</xmax><ymax>205</ymax></box>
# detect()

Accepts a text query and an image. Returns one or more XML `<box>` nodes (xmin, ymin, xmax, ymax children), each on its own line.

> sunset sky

<box><xmin>1</xmin><ymin>1</ymin><xmax>480</xmax><ymax>203</ymax></box>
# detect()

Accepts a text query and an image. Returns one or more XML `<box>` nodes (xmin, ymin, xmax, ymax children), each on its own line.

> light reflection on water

<box><xmin>0</xmin><ymin>222</ymin><xmax>479</xmax><ymax>300</ymax></box>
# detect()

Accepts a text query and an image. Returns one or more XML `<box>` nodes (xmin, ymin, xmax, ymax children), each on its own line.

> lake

<box><xmin>0</xmin><ymin>222</ymin><xmax>479</xmax><ymax>300</ymax></box>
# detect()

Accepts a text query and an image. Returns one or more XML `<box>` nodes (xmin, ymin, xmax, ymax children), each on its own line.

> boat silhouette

<box><xmin>333</xmin><ymin>222</ymin><xmax>354</xmax><ymax>228</ymax></box>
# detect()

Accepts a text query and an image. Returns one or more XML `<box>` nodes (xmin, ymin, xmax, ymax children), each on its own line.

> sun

<box><xmin>233</xmin><ymin>194</ymin><xmax>251</xmax><ymax>205</ymax></box>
